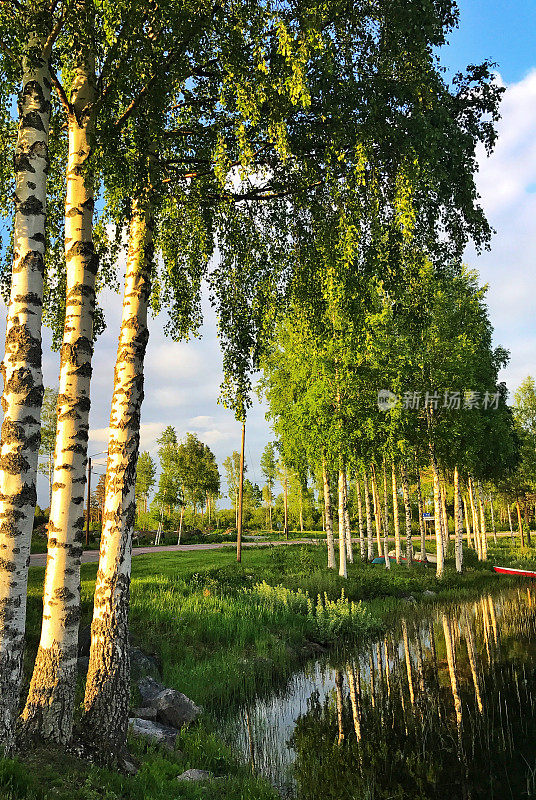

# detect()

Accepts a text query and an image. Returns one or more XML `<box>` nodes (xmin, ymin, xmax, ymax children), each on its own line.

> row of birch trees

<box><xmin>260</xmin><ymin>262</ymin><xmax>519</xmax><ymax>579</ymax></box>
<box><xmin>0</xmin><ymin>0</ymin><xmax>503</xmax><ymax>763</ymax></box>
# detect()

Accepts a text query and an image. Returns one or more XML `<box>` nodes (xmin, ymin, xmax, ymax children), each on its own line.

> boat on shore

<box><xmin>493</xmin><ymin>565</ymin><xmax>536</xmax><ymax>577</ymax></box>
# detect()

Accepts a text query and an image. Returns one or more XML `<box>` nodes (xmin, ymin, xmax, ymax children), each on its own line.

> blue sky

<box><xmin>3</xmin><ymin>1</ymin><xmax>536</xmax><ymax>506</ymax></box>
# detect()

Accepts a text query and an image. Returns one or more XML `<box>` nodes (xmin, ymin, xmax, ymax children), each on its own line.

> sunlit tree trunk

<box><xmin>489</xmin><ymin>493</ymin><xmax>497</xmax><ymax>543</ymax></box>
<box><xmin>401</xmin><ymin>618</ymin><xmax>415</xmax><ymax>709</ymax></box>
<box><xmin>346</xmin><ymin>662</ymin><xmax>362</xmax><ymax>742</ymax></box>
<box><xmin>453</xmin><ymin>466</ymin><xmax>463</xmax><ymax>573</ymax></box>
<box><xmin>299</xmin><ymin>487</ymin><xmax>303</xmax><ymax>534</ymax></box>
<box><xmin>415</xmin><ymin>468</ymin><xmax>426</xmax><ymax>562</ymax></box>
<box><xmin>400</xmin><ymin>462</ymin><xmax>413</xmax><ymax>563</ymax></box>
<box><xmin>382</xmin><ymin>461</ymin><xmax>389</xmax><ymax>538</ymax></box>
<box><xmin>343</xmin><ymin>470</ymin><xmax>353</xmax><ymax>563</ymax></box>
<box><xmin>334</xmin><ymin>669</ymin><xmax>345</xmax><ymax>745</ymax></box>
<box><xmin>362</xmin><ymin>467</ymin><xmax>373</xmax><ymax>561</ymax></box>
<box><xmin>356</xmin><ymin>477</ymin><xmax>366</xmax><ymax>561</ymax></box>
<box><xmin>371</xmin><ymin>465</ymin><xmax>382</xmax><ymax>558</ymax></box>
<box><xmin>440</xmin><ymin>479</ymin><xmax>448</xmax><ymax>555</ymax></box>
<box><xmin>392</xmin><ymin>463</ymin><xmax>402</xmax><ymax>563</ymax></box>
<box><xmin>463</xmin><ymin>496</ymin><xmax>472</xmax><ymax>548</ymax></box>
<box><xmin>322</xmin><ymin>458</ymin><xmax>335</xmax><ymax>569</ymax></box>
<box><xmin>516</xmin><ymin>499</ymin><xmax>524</xmax><ymax>547</ymax></box>
<box><xmin>442</xmin><ymin>614</ymin><xmax>463</xmax><ymax>733</ymax></box>
<box><xmin>82</xmin><ymin>196</ymin><xmax>153</xmax><ymax>754</ymax></box>
<box><xmin>468</xmin><ymin>477</ymin><xmax>481</xmax><ymax>557</ymax></box>
<box><xmin>461</xmin><ymin>609</ymin><xmax>483</xmax><ymax>714</ymax></box>
<box><xmin>476</xmin><ymin>481</ymin><xmax>487</xmax><ymax>560</ymax></box>
<box><xmin>0</xmin><ymin>22</ymin><xmax>51</xmax><ymax>752</ymax></box>
<box><xmin>22</xmin><ymin>37</ymin><xmax>96</xmax><ymax>744</ymax></box>
<box><xmin>507</xmin><ymin>503</ymin><xmax>514</xmax><ymax>543</ymax></box>
<box><xmin>338</xmin><ymin>467</ymin><xmax>347</xmax><ymax>578</ymax></box>
<box><xmin>430</xmin><ymin>450</ymin><xmax>444</xmax><ymax>578</ymax></box>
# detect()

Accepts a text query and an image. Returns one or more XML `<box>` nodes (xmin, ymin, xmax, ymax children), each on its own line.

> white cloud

<box><xmin>469</xmin><ymin>68</ymin><xmax>536</xmax><ymax>398</ymax></box>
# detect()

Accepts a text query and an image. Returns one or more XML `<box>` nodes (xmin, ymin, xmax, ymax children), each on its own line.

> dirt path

<box><xmin>29</xmin><ymin>538</ymin><xmax>319</xmax><ymax>568</ymax></box>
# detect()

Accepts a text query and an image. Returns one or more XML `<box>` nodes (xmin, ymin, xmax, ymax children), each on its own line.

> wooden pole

<box><xmin>85</xmin><ymin>457</ymin><xmax>91</xmax><ymax>548</ymax></box>
<box><xmin>237</xmin><ymin>422</ymin><xmax>245</xmax><ymax>562</ymax></box>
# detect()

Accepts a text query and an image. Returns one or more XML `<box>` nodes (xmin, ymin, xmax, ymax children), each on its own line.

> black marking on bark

<box><xmin>15</xmin><ymin>195</ymin><xmax>44</xmax><ymax>216</ymax></box>
<box><xmin>30</xmin><ymin>232</ymin><xmax>45</xmax><ymax>244</ymax></box>
<box><xmin>14</xmin><ymin>153</ymin><xmax>35</xmax><ymax>174</ymax></box>
<box><xmin>14</xmin><ymin>293</ymin><xmax>42</xmax><ymax>306</ymax></box>
<box><xmin>27</xmin><ymin>181</ymin><xmax>36</xmax><ymax>190</ymax></box>
<box><xmin>5</xmin><ymin>323</ymin><xmax>41</xmax><ymax>367</ymax></box>
<box><xmin>22</xmin><ymin>80</ymin><xmax>48</xmax><ymax>113</ymax></box>
<box><xmin>13</xmin><ymin>250</ymin><xmax>44</xmax><ymax>275</ymax></box>
<box><xmin>20</xmin><ymin>110</ymin><xmax>45</xmax><ymax>132</ymax></box>
<box><xmin>0</xmin><ymin>452</ymin><xmax>30</xmax><ymax>474</ymax></box>
<box><xmin>65</xmin><ymin>241</ymin><xmax>94</xmax><ymax>262</ymax></box>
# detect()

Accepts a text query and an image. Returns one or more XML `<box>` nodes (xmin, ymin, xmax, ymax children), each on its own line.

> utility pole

<box><xmin>237</xmin><ymin>421</ymin><xmax>245</xmax><ymax>562</ymax></box>
<box><xmin>86</xmin><ymin>457</ymin><xmax>92</xmax><ymax>548</ymax></box>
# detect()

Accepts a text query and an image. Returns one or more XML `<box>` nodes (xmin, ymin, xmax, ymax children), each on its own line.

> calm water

<box><xmin>218</xmin><ymin>587</ymin><xmax>536</xmax><ymax>799</ymax></box>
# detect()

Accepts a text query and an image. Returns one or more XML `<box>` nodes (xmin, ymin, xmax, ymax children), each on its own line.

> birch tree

<box><xmin>0</xmin><ymin>0</ymin><xmax>59</xmax><ymax>750</ymax></box>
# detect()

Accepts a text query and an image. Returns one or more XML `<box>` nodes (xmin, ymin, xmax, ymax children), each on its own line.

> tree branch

<box><xmin>49</xmin><ymin>68</ymin><xmax>71</xmax><ymax>113</ymax></box>
<box><xmin>112</xmin><ymin>5</ymin><xmax>222</xmax><ymax>133</ymax></box>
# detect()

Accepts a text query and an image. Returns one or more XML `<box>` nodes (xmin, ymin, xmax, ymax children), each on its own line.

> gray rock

<box><xmin>138</xmin><ymin>676</ymin><xmax>166</xmax><ymax>706</ymax></box>
<box><xmin>77</xmin><ymin>656</ymin><xmax>90</xmax><ymax>674</ymax></box>
<box><xmin>122</xmin><ymin>760</ymin><xmax>138</xmax><ymax>776</ymax></box>
<box><xmin>128</xmin><ymin>717</ymin><xmax>179</xmax><ymax>750</ymax></box>
<box><xmin>130</xmin><ymin>646</ymin><xmax>161</xmax><ymax>682</ymax></box>
<box><xmin>176</xmin><ymin>769</ymin><xmax>214</xmax><ymax>782</ymax></box>
<box><xmin>131</xmin><ymin>706</ymin><xmax>157</xmax><ymax>720</ymax></box>
<box><xmin>423</xmin><ymin>589</ymin><xmax>436</xmax><ymax>598</ymax></box>
<box><xmin>153</xmin><ymin>688</ymin><xmax>202</xmax><ymax>729</ymax></box>
<box><xmin>403</xmin><ymin>595</ymin><xmax>417</xmax><ymax>604</ymax></box>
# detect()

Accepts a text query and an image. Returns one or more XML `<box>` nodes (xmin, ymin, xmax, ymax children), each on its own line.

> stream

<box><xmin>217</xmin><ymin>586</ymin><xmax>536</xmax><ymax>799</ymax></box>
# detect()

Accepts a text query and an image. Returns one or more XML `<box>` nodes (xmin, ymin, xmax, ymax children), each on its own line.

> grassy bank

<box><xmin>6</xmin><ymin>541</ymin><xmax>523</xmax><ymax>800</ymax></box>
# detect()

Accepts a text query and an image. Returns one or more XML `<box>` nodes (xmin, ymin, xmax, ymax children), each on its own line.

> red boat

<box><xmin>493</xmin><ymin>565</ymin><xmax>536</xmax><ymax>577</ymax></box>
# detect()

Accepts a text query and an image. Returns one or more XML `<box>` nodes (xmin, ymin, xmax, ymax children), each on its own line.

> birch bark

<box><xmin>0</xmin><ymin>24</ymin><xmax>51</xmax><ymax>751</ymax></box>
<box><xmin>338</xmin><ymin>467</ymin><xmax>347</xmax><ymax>578</ymax></box>
<box><xmin>371</xmin><ymin>466</ymin><xmax>382</xmax><ymax>558</ymax></box>
<box><xmin>343</xmin><ymin>469</ymin><xmax>353</xmax><ymax>563</ymax></box>
<box><xmin>430</xmin><ymin>450</ymin><xmax>444</xmax><ymax>577</ymax></box>
<box><xmin>83</xmin><ymin>198</ymin><xmax>153</xmax><ymax>753</ymax></box>
<box><xmin>415</xmin><ymin>469</ymin><xmax>426</xmax><ymax>562</ymax></box>
<box><xmin>453</xmin><ymin>466</ymin><xmax>463</xmax><ymax>573</ymax></box>
<box><xmin>21</xmin><ymin>40</ymin><xmax>97</xmax><ymax>743</ymax></box>
<box><xmin>362</xmin><ymin>467</ymin><xmax>373</xmax><ymax>561</ymax></box>
<box><xmin>400</xmin><ymin>462</ymin><xmax>413</xmax><ymax>563</ymax></box>
<box><xmin>356</xmin><ymin>477</ymin><xmax>365</xmax><ymax>561</ymax></box>
<box><xmin>322</xmin><ymin>458</ymin><xmax>335</xmax><ymax>569</ymax></box>
<box><xmin>477</xmin><ymin>481</ymin><xmax>487</xmax><ymax>560</ymax></box>
<box><xmin>392</xmin><ymin>463</ymin><xmax>401</xmax><ymax>564</ymax></box>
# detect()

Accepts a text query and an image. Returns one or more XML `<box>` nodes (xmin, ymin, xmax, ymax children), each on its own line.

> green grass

<box><xmin>12</xmin><ymin>540</ymin><xmax>524</xmax><ymax>799</ymax></box>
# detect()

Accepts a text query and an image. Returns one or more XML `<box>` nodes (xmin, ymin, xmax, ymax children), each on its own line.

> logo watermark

<box><xmin>377</xmin><ymin>389</ymin><xmax>501</xmax><ymax>412</ymax></box>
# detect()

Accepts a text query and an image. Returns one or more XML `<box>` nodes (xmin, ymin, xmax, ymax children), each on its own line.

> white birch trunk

<box><xmin>430</xmin><ymin>450</ymin><xmax>444</xmax><ymax>578</ymax></box>
<box><xmin>400</xmin><ymin>462</ymin><xmax>413</xmax><ymax>563</ymax></box>
<box><xmin>477</xmin><ymin>481</ymin><xmax>487</xmax><ymax>560</ymax></box>
<box><xmin>322</xmin><ymin>458</ymin><xmax>335</xmax><ymax>569</ymax></box>
<box><xmin>415</xmin><ymin>468</ymin><xmax>426</xmax><ymax>562</ymax></box>
<box><xmin>343</xmin><ymin>469</ymin><xmax>353</xmax><ymax>563</ymax></box>
<box><xmin>468</xmin><ymin>477</ymin><xmax>481</xmax><ymax>557</ymax></box>
<box><xmin>382</xmin><ymin>461</ymin><xmax>389</xmax><ymax>537</ymax></box>
<box><xmin>463</xmin><ymin>496</ymin><xmax>472</xmax><ymax>548</ymax></box>
<box><xmin>507</xmin><ymin>503</ymin><xmax>514</xmax><ymax>543</ymax></box>
<box><xmin>83</xmin><ymin>199</ymin><xmax>153</xmax><ymax>753</ymax></box>
<box><xmin>338</xmin><ymin>467</ymin><xmax>347</xmax><ymax>578</ymax></box>
<box><xmin>371</xmin><ymin>466</ymin><xmax>382</xmax><ymax>558</ymax></box>
<box><xmin>356</xmin><ymin>477</ymin><xmax>365</xmax><ymax>561</ymax></box>
<box><xmin>0</xmin><ymin>27</ymin><xmax>51</xmax><ymax>751</ymax></box>
<box><xmin>362</xmin><ymin>467</ymin><xmax>373</xmax><ymax>561</ymax></box>
<box><xmin>489</xmin><ymin>493</ymin><xmax>497</xmax><ymax>543</ymax></box>
<box><xmin>22</xmin><ymin>48</ymin><xmax>97</xmax><ymax>743</ymax></box>
<box><xmin>392</xmin><ymin>463</ymin><xmax>401</xmax><ymax>564</ymax></box>
<box><xmin>453</xmin><ymin>466</ymin><xmax>463</xmax><ymax>573</ymax></box>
